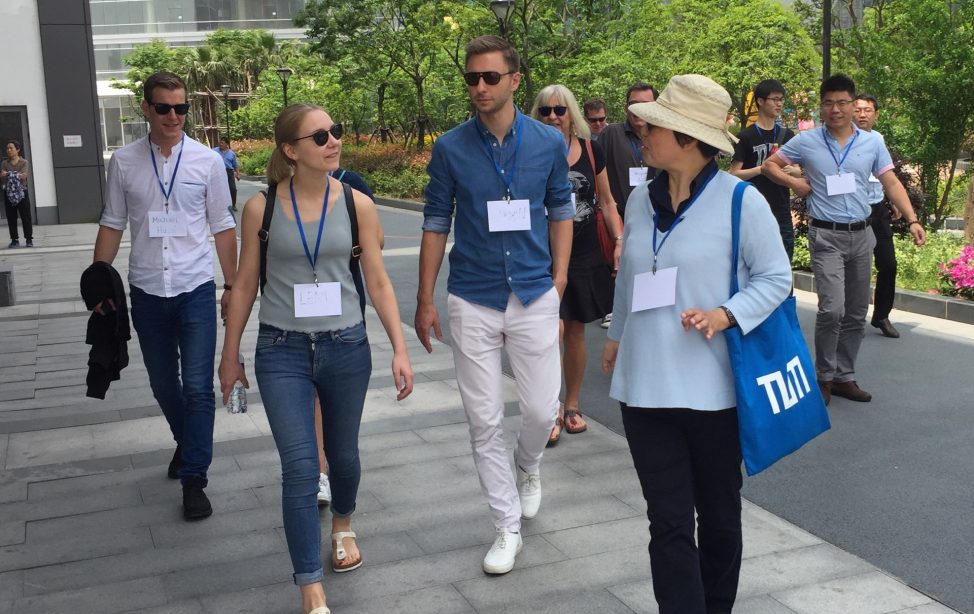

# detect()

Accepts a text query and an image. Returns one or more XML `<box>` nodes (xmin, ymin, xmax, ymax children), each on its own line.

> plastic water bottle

<box><xmin>228</xmin><ymin>354</ymin><xmax>247</xmax><ymax>414</ymax></box>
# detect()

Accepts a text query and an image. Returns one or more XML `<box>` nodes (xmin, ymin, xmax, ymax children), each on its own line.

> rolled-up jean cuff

<box><xmin>294</xmin><ymin>568</ymin><xmax>324</xmax><ymax>586</ymax></box>
<box><xmin>330</xmin><ymin>503</ymin><xmax>356</xmax><ymax>518</ymax></box>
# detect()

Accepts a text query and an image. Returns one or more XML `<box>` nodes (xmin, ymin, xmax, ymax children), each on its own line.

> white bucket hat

<box><xmin>628</xmin><ymin>74</ymin><xmax>738</xmax><ymax>155</ymax></box>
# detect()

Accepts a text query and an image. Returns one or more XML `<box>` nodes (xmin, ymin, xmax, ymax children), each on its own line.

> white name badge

<box><xmin>629</xmin><ymin>167</ymin><xmax>649</xmax><ymax>186</ymax></box>
<box><xmin>826</xmin><ymin>172</ymin><xmax>857</xmax><ymax>196</ymax></box>
<box><xmin>148</xmin><ymin>211</ymin><xmax>188</xmax><ymax>237</ymax></box>
<box><xmin>867</xmin><ymin>173</ymin><xmax>881</xmax><ymax>183</ymax></box>
<box><xmin>293</xmin><ymin>282</ymin><xmax>342</xmax><ymax>318</ymax></box>
<box><xmin>487</xmin><ymin>199</ymin><xmax>531</xmax><ymax>232</ymax></box>
<box><xmin>631</xmin><ymin>267</ymin><xmax>678</xmax><ymax>312</ymax></box>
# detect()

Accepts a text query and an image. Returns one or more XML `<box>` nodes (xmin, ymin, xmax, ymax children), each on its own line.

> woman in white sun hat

<box><xmin>601</xmin><ymin>74</ymin><xmax>791</xmax><ymax>614</ymax></box>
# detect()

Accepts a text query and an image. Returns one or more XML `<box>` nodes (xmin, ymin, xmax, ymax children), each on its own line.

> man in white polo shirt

<box><xmin>92</xmin><ymin>71</ymin><xmax>238</xmax><ymax>520</ymax></box>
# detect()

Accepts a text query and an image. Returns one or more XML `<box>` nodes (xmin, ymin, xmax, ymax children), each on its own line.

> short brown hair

<box><xmin>143</xmin><ymin>71</ymin><xmax>187</xmax><ymax>103</ymax></box>
<box><xmin>464</xmin><ymin>35</ymin><xmax>520</xmax><ymax>73</ymax></box>
<box><xmin>583</xmin><ymin>98</ymin><xmax>606</xmax><ymax>116</ymax></box>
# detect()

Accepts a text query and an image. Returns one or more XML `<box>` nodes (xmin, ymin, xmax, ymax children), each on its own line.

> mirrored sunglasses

<box><xmin>463</xmin><ymin>71</ymin><xmax>513</xmax><ymax>86</ymax></box>
<box><xmin>295</xmin><ymin>125</ymin><xmax>344</xmax><ymax>146</ymax></box>
<box><xmin>539</xmin><ymin>106</ymin><xmax>568</xmax><ymax>117</ymax></box>
<box><xmin>149</xmin><ymin>102</ymin><xmax>190</xmax><ymax>116</ymax></box>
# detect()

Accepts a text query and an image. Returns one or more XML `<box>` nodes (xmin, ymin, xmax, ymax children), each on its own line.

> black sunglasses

<box><xmin>148</xmin><ymin>102</ymin><xmax>190</xmax><ymax>116</ymax></box>
<box><xmin>463</xmin><ymin>71</ymin><xmax>514</xmax><ymax>86</ymax></box>
<box><xmin>539</xmin><ymin>106</ymin><xmax>568</xmax><ymax>117</ymax></box>
<box><xmin>295</xmin><ymin>125</ymin><xmax>344</xmax><ymax>146</ymax></box>
<box><xmin>586</xmin><ymin>116</ymin><xmax>607</xmax><ymax>123</ymax></box>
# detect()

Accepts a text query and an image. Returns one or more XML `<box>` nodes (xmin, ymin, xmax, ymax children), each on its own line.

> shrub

<box><xmin>235</xmin><ymin>139</ymin><xmax>275</xmax><ymax>176</ymax></box>
<box><xmin>894</xmin><ymin>232</ymin><xmax>963</xmax><ymax>294</ymax></box>
<box><xmin>342</xmin><ymin>143</ymin><xmax>431</xmax><ymax>200</ymax></box>
<box><xmin>792</xmin><ymin>235</ymin><xmax>811</xmax><ymax>271</ymax></box>
<box><xmin>939</xmin><ymin>244</ymin><xmax>974</xmax><ymax>300</ymax></box>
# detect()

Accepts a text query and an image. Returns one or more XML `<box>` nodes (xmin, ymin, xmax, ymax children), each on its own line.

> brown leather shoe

<box><xmin>871</xmin><ymin>318</ymin><xmax>900</xmax><ymax>338</ymax></box>
<box><xmin>817</xmin><ymin>380</ymin><xmax>831</xmax><ymax>406</ymax></box>
<box><xmin>831</xmin><ymin>380</ymin><xmax>872</xmax><ymax>402</ymax></box>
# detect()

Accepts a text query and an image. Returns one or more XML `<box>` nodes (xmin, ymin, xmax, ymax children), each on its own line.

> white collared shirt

<box><xmin>100</xmin><ymin>134</ymin><xmax>236</xmax><ymax>297</ymax></box>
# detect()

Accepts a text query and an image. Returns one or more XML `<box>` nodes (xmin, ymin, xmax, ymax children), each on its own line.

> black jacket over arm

<box><xmin>80</xmin><ymin>262</ymin><xmax>130</xmax><ymax>399</ymax></box>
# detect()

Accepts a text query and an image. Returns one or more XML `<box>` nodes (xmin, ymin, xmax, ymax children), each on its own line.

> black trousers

<box><xmin>621</xmin><ymin>404</ymin><xmax>743</xmax><ymax>614</ymax></box>
<box><xmin>5</xmin><ymin>192</ymin><xmax>32</xmax><ymax>241</ymax></box>
<box><xmin>225</xmin><ymin>169</ymin><xmax>237</xmax><ymax>207</ymax></box>
<box><xmin>870</xmin><ymin>203</ymin><xmax>897</xmax><ymax>321</ymax></box>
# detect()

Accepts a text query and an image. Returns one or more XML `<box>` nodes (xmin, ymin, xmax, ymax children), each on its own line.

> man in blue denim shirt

<box><xmin>415</xmin><ymin>35</ymin><xmax>572</xmax><ymax>576</ymax></box>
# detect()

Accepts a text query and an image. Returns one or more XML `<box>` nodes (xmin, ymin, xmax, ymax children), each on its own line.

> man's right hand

<box><xmin>414</xmin><ymin>300</ymin><xmax>443</xmax><ymax>354</ymax></box>
<box><xmin>93</xmin><ymin>298</ymin><xmax>116</xmax><ymax>316</ymax></box>
<box><xmin>792</xmin><ymin>177</ymin><xmax>812</xmax><ymax>198</ymax></box>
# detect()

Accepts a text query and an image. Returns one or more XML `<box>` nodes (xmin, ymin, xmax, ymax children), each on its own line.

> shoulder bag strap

<box><xmin>730</xmin><ymin>181</ymin><xmax>749</xmax><ymax>296</ymax></box>
<box><xmin>258</xmin><ymin>183</ymin><xmax>277</xmax><ymax>294</ymax></box>
<box><xmin>343</xmin><ymin>182</ymin><xmax>367</xmax><ymax>320</ymax></box>
<box><xmin>584</xmin><ymin>138</ymin><xmax>598</xmax><ymax>200</ymax></box>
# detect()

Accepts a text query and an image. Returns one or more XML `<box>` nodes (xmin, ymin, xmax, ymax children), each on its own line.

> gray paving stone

<box><xmin>0</xmin><ymin>351</ymin><xmax>36</xmax><ymax>368</ymax></box>
<box><xmin>0</xmin><ymin>365</ymin><xmax>37</xmax><ymax>384</ymax></box>
<box><xmin>0</xmin><ymin>526</ymin><xmax>153</xmax><ymax>573</ymax></box>
<box><xmin>126</xmin><ymin>600</ymin><xmax>207</xmax><ymax>614</ymax></box>
<box><xmin>741</xmin><ymin>502</ymin><xmax>823</xmax><ymax>559</ymax></box>
<box><xmin>197</xmin><ymin>580</ymin><xmax>295</xmax><ymax>614</ymax></box>
<box><xmin>339</xmin><ymin>585</ymin><xmax>475</xmax><ymax>614</ymax></box>
<box><xmin>2</xmin><ymin>482</ymin><xmax>143</xmax><ymax>523</ymax></box>
<box><xmin>453</xmin><ymin>545</ymin><xmax>647</xmax><ymax>611</ymax></box>
<box><xmin>22</xmin><ymin>529</ymin><xmax>285</xmax><ymax>595</ymax></box>
<box><xmin>493</xmin><ymin>588</ymin><xmax>637</xmax><ymax>614</ymax></box>
<box><xmin>539</xmin><ymin>516</ymin><xmax>646</xmax><ymax>559</ymax></box>
<box><xmin>733</xmin><ymin>595</ymin><xmax>801</xmax><ymax>613</ymax></box>
<box><xmin>0</xmin><ymin>385</ymin><xmax>35</xmax><ymax>402</ymax></box>
<box><xmin>0</xmin><ymin>570</ymin><xmax>23</xmax><ymax>602</ymax></box>
<box><xmin>12</xmin><ymin>576</ymin><xmax>168</xmax><ymax>614</ymax></box>
<box><xmin>162</xmin><ymin>551</ymin><xmax>293</xmax><ymax>601</ymax></box>
<box><xmin>771</xmin><ymin>571</ymin><xmax>934</xmax><ymax>614</ymax></box>
<box><xmin>25</xmin><ymin>488</ymin><xmax>261</xmax><ymax>545</ymax></box>
<box><xmin>149</xmin><ymin>505</ymin><xmax>284</xmax><ymax>549</ymax></box>
<box><xmin>893</xmin><ymin>603</ymin><xmax>963</xmax><ymax>613</ymax></box>
<box><xmin>737</xmin><ymin>543</ymin><xmax>876</xmax><ymax>600</ymax></box>
<box><xmin>0</xmin><ymin>519</ymin><xmax>24</xmax><ymax>547</ymax></box>
<box><xmin>3</xmin><ymin>334</ymin><xmax>38</xmax><ymax>352</ymax></box>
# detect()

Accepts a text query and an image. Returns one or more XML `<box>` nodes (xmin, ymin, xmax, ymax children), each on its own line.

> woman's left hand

<box><xmin>612</xmin><ymin>241</ymin><xmax>622</xmax><ymax>276</ymax></box>
<box><xmin>392</xmin><ymin>352</ymin><xmax>414</xmax><ymax>401</ymax></box>
<box><xmin>681</xmin><ymin>307</ymin><xmax>731</xmax><ymax>341</ymax></box>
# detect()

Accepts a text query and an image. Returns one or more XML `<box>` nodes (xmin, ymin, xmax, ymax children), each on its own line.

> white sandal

<box><xmin>331</xmin><ymin>531</ymin><xmax>363</xmax><ymax>573</ymax></box>
<box><xmin>307</xmin><ymin>608</ymin><xmax>331</xmax><ymax>614</ymax></box>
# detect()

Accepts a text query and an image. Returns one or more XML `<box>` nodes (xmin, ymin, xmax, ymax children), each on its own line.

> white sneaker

<box><xmin>482</xmin><ymin>529</ymin><xmax>522</xmax><ymax>574</ymax></box>
<box><xmin>516</xmin><ymin>462</ymin><xmax>541</xmax><ymax>519</ymax></box>
<box><xmin>317</xmin><ymin>473</ymin><xmax>332</xmax><ymax>506</ymax></box>
<box><xmin>601</xmin><ymin>312</ymin><xmax>613</xmax><ymax>329</ymax></box>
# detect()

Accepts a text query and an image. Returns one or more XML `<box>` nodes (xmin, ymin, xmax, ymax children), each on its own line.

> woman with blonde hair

<box><xmin>219</xmin><ymin>103</ymin><xmax>414</xmax><ymax>614</ymax></box>
<box><xmin>531</xmin><ymin>84</ymin><xmax>624</xmax><ymax>445</ymax></box>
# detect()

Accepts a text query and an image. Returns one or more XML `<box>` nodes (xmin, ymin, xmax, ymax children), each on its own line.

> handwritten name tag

<box><xmin>631</xmin><ymin>267</ymin><xmax>678</xmax><ymax>312</ymax></box>
<box><xmin>629</xmin><ymin>167</ymin><xmax>649</xmax><ymax>186</ymax></box>
<box><xmin>148</xmin><ymin>211</ymin><xmax>188</xmax><ymax>237</ymax></box>
<box><xmin>487</xmin><ymin>199</ymin><xmax>531</xmax><ymax>232</ymax></box>
<box><xmin>293</xmin><ymin>282</ymin><xmax>342</xmax><ymax>318</ymax></box>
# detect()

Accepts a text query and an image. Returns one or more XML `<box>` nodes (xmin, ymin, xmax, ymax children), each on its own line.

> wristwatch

<box><xmin>719</xmin><ymin>306</ymin><xmax>738</xmax><ymax>328</ymax></box>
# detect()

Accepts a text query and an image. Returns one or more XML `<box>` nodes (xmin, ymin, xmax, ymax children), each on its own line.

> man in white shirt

<box><xmin>92</xmin><ymin>72</ymin><xmax>238</xmax><ymax>520</ymax></box>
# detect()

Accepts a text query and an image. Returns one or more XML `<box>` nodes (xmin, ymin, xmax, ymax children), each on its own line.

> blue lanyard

<box><xmin>757</xmin><ymin>123</ymin><xmax>779</xmax><ymax>149</ymax></box>
<box><xmin>627</xmin><ymin>135</ymin><xmax>644</xmax><ymax>166</ymax></box>
<box><xmin>479</xmin><ymin>113</ymin><xmax>524</xmax><ymax>199</ymax></box>
<box><xmin>149</xmin><ymin>134</ymin><xmax>185</xmax><ymax>210</ymax></box>
<box><xmin>821</xmin><ymin>127</ymin><xmax>858</xmax><ymax>171</ymax></box>
<box><xmin>651</xmin><ymin>168</ymin><xmax>718</xmax><ymax>273</ymax></box>
<box><xmin>289</xmin><ymin>177</ymin><xmax>331</xmax><ymax>284</ymax></box>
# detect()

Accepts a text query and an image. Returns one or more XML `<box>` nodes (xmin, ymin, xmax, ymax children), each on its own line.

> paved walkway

<box><xmin>0</xmin><ymin>224</ymin><xmax>962</xmax><ymax>614</ymax></box>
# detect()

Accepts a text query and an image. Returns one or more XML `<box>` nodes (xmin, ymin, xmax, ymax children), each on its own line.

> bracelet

<box><xmin>908</xmin><ymin>220</ymin><xmax>922</xmax><ymax>227</ymax></box>
<box><xmin>615</xmin><ymin>235</ymin><xmax>623</xmax><ymax>242</ymax></box>
<box><xmin>223</xmin><ymin>283</ymin><xmax>233</xmax><ymax>291</ymax></box>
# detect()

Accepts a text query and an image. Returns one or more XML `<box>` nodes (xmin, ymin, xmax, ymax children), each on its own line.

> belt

<box><xmin>810</xmin><ymin>217</ymin><xmax>872</xmax><ymax>231</ymax></box>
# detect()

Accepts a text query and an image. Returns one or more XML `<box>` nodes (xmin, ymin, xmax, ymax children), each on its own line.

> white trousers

<box><xmin>448</xmin><ymin>289</ymin><xmax>561</xmax><ymax>532</ymax></box>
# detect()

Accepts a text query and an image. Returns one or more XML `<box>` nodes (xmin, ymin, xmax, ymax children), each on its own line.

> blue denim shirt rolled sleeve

<box><xmin>542</xmin><ymin>130</ymin><xmax>573</xmax><ymax>221</ymax></box>
<box><xmin>422</xmin><ymin>140</ymin><xmax>455</xmax><ymax>235</ymax></box>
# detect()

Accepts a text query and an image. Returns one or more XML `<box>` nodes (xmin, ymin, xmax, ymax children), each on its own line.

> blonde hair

<box><xmin>530</xmin><ymin>84</ymin><xmax>591</xmax><ymax>140</ymax></box>
<box><xmin>266</xmin><ymin>103</ymin><xmax>326</xmax><ymax>185</ymax></box>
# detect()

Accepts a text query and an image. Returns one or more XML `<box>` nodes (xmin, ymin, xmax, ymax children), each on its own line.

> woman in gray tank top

<box><xmin>219</xmin><ymin>104</ymin><xmax>414</xmax><ymax>614</ymax></box>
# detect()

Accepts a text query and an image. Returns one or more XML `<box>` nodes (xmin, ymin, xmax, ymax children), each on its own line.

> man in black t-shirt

<box><xmin>730</xmin><ymin>79</ymin><xmax>801</xmax><ymax>261</ymax></box>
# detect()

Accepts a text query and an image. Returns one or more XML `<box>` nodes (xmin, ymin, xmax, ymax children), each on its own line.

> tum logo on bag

<box><xmin>755</xmin><ymin>357</ymin><xmax>811</xmax><ymax>414</ymax></box>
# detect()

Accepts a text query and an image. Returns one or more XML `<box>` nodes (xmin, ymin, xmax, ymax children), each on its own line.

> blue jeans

<box><xmin>130</xmin><ymin>281</ymin><xmax>217</xmax><ymax>486</ymax></box>
<box><xmin>254</xmin><ymin>321</ymin><xmax>371</xmax><ymax>585</ymax></box>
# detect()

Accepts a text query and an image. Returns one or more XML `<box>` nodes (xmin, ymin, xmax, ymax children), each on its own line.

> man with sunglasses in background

<box><xmin>583</xmin><ymin>98</ymin><xmax>608</xmax><ymax>141</ymax></box>
<box><xmin>92</xmin><ymin>71</ymin><xmax>238</xmax><ymax>520</ymax></box>
<box><xmin>416</xmin><ymin>35</ymin><xmax>572</xmax><ymax>576</ymax></box>
<box><xmin>730</xmin><ymin>79</ymin><xmax>799</xmax><ymax>261</ymax></box>
<box><xmin>597</xmin><ymin>82</ymin><xmax>658</xmax><ymax>221</ymax></box>
<box><xmin>763</xmin><ymin>74</ymin><xmax>925</xmax><ymax>406</ymax></box>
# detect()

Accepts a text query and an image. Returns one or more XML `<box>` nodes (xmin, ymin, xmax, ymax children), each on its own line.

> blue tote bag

<box><xmin>726</xmin><ymin>182</ymin><xmax>830</xmax><ymax>476</ymax></box>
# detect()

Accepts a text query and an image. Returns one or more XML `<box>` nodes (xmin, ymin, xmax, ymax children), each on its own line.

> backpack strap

<box><xmin>343</xmin><ymin>181</ymin><xmax>367</xmax><ymax>320</ymax></box>
<box><xmin>258</xmin><ymin>184</ymin><xmax>277</xmax><ymax>295</ymax></box>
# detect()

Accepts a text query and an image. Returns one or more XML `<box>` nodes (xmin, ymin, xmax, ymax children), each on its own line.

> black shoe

<box><xmin>831</xmin><ymin>380</ymin><xmax>872</xmax><ymax>402</ymax></box>
<box><xmin>182</xmin><ymin>477</ymin><xmax>212</xmax><ymax>520</ymax></box>
<box><xmin>167</xmin><ymin>445</ymin><xmax>182</xmax><ymax>479</ymax></box>
<box><xmin>871</xmin><ymin>318</ymin><xmax>900</xmax><ymax>338</ymax></box>
<box><xmin>7</xmin><ymin>240</ymin><xmax>19</xmax><ymax>248</ymax></box>
<box><xmin>25</xmin><ymin>240</ymin><xmax>33</xmax><ymax>247</ymax></box>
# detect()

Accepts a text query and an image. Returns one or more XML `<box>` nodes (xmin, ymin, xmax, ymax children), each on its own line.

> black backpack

<box><xmin>258</xmin><ymin>181</ymin><xmax>366</xmax><ymax>319</ymax></box>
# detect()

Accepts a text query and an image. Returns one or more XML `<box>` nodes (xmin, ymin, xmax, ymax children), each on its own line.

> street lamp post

<box><xmin>220</xmin><ymin>84</ymin><xmax>230</xmax><ymax>140</ymax></box>
<box><xmin>490</xmin><ymin>0</ymin><xmax>515</xmax><ymax>38</ymax></box>
<box><xmin>275</xmin><ymin>67</ymin><xmax>294</xmax><ymax>108</ymax></box>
